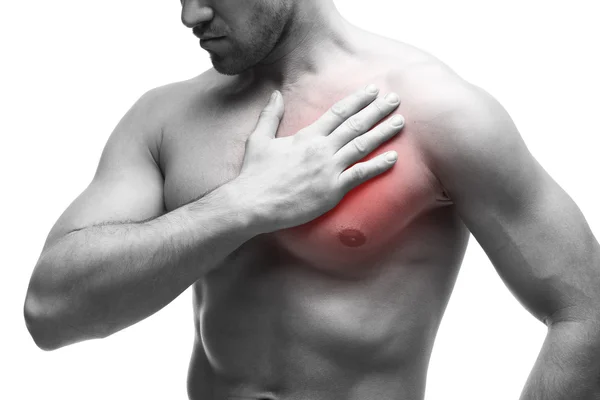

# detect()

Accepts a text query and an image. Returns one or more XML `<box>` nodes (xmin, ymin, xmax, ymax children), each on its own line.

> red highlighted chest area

<box><xmin>269</xmin><ymin>106</ymin><xmax>438</xmax><ymax>269</ymax></box>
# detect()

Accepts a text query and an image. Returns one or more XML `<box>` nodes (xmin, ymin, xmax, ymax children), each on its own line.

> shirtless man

<box><xmin>24</xmin><ymin>1</ymin><xmax>600</xmax><ymax>399</ymax></box>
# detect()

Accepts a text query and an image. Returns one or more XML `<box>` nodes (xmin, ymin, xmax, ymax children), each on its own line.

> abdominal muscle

<box><xmin>181</xmin><ymin>73</ymin><xmax>469</xmax><ymax>400</ymax></box>
<box><xmin>190</xmin><ymin>214</ymin><xmax>468</xmax><ymax>400</ymax></box>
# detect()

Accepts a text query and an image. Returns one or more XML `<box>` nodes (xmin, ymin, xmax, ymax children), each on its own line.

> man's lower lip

<box><xmin>200</xmin><ymin>37</ymin><xmax>225</xmax><ymax>43</ymax></box>
<box><xmin>200</xmin><ymin>37</ymin><xmax>226</xmax><ymax>49</ymax></box>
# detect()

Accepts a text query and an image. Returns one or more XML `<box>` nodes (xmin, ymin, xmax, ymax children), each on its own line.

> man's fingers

<box><xmin>328</xmin><ymin>92</ymin><xmax>400</xmax><ymax>152</ymax></box>
<box><xmin>334</xmin><ymin>114</ymin><xmax>405</xmax><ymax>167</ymax></box>
<box><xmin>309</xmin><ymin>84</ymin><xmax>380</xmax><ymax>136</ymax></box>
<box><xmin>252</xmin><ymin>91</ymin><xmax>284</xmax><ymax>140</ymax></box>
<box><xmin>338</xmin><ymin>151</ymin><xmax>398</xmax><ymax>193</ymax></box>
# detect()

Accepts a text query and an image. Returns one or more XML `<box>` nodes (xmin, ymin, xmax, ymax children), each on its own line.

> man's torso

<box><xmin>153</xmin><ymin>35</ymin><xmax>471</xmax><ymax>400</ymax></box>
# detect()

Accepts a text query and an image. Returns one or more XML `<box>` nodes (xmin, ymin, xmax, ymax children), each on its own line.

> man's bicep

<box><xmin>415</xmin><ymin>83</ymin><xmax>600</xmax><ymax>325</ymax></box>
<box><xmin>42</xmin><ymin>91</ymin><xmax>166</xmax><ymax>252</ymax></box>
<box><xmin>465</xmin><ymin>160</ymin><xmax>600</xmax><ymax>325</ymax></box>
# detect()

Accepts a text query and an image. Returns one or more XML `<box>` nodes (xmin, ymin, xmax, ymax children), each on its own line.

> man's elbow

<box><xmin>23</xmin><ymin>290</ymin><xmax>104</xmax><ymax>351</ymax></box>
<box><xmin>23</xmin><ymin>292</ymin><xmax>65</xmax><ymax>351</ymax></box>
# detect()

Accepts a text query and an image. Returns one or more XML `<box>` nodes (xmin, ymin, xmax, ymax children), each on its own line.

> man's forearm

<box><xmin>25</xmin><ymin>180</ymin><xmax>261</xmax><ymax>350</ymax></box>
<box><xmin>519</xmin><ymin>319</ymin><xmax>600</xmax><ymax>400</ymax></box>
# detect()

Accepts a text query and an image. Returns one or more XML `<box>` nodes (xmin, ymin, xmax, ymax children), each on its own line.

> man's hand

<box><xmin>234</xmin><ymin>85</ymin><xmax>406</xmax><ymax>233</ymax></box>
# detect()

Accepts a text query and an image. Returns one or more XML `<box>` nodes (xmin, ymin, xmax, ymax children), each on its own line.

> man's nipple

<box><xmin>338</xmin><ymin>228</ymin><xmax>367</xmax><ymax>247</ymax></box>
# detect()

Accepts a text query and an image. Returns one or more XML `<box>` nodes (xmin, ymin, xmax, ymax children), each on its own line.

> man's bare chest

<box><xmin>160</xmin><ymin>81</ymin><xmax>445</xmax><ymax>269</ymax></box>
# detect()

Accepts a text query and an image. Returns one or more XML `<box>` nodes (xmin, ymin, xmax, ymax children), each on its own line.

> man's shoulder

<box><xmin>138</xmin><ymin>69</ymin><xmax>218</xmax><ymax>114</ymax></box>
<box><xmin>393</xmin><ymin>62</ymin><xmax>518</xmax><ymax>177</ymax></box>
<box><xmin>355</xmin><ymin>35</ymin><xmax>504</xmax><ymax>162</ymax></box>
<box><xmin>383</xmin><ymin>53</ymin><xmax>502</xmax><ymax>138</ymax></box>
<box><xmin>387</xmin><ymin>56</ymin><xmax>472</xmax><ymax>111</ymax></box>
<box><xmin>363</xmin><ymin>38</ymin><xmax>515</xmax><ymax>164</ymax></box>
<box><xmin>364</xmin><ymin>38</ymin><xmax>482</xmax><ymax>121</ymax></box>
<box><xmin>114</xmin><ymin>70</ymin><xmax>219</xmax><ymax>161</ymax></box>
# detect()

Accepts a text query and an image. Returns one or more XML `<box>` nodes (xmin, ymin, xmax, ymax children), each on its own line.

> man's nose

<box><xmin>181</xmin><ymin>0</ymin><xmax>214</xmax><ymax>28</ymax></box>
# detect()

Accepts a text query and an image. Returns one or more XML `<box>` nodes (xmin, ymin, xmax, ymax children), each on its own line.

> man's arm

<box><xmin>413</xmin><ymin>80</ymin><xmax>600</xmax><ymax>399</ymax></box>
<box><xmin>24</xmin><ymin>88</ymin><xmax>258</xmax><ymax>351</ymax></box>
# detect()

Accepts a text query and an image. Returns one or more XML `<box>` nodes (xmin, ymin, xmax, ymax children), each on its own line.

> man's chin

<box><xmin>213</xmin><ymin>64</ymin><xmax>239</xmax><ymax>76</ymax></box>
<box><xmin>212</xmin><ymin>64</ymin><xmax>239</xmax><ymax>76</ymax></box>
<box><xmin>211</xmin><ymin>57</ymin><xmax>252</xmax><ymax>76</ymax></box>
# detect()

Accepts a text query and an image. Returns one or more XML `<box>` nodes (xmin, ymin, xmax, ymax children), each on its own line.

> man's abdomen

<box><xmin>189</xmin><ymin>214</ymin><xmax>468</xmax><ymax>400</ymax></box>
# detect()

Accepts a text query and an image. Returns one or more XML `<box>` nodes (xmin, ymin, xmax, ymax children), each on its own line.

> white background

<box><xmin>2</xmin><ymin>0</ymin><xmax>599</xmax><ymax>399</ymax></box>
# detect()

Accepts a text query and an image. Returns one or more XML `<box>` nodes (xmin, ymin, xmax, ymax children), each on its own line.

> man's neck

<box><xmin>243</xmin><ymin>2</ymin><xmax>359</xmax><ymax>88</ymax></box>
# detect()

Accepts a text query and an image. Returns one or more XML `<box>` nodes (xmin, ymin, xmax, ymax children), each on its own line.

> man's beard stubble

<box><xmin>211</xmin><ymin>3</ymin><xmax>292</xmax><ymax>76</ymax></box>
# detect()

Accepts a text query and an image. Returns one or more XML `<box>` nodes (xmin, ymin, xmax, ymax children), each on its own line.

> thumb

<box><xmin>252</xmin><ymin>90</ymin><xmax>284</xmax><ymax>139</ymax></box>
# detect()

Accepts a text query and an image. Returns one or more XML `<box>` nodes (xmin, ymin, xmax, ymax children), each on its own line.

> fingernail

<box><xmin>385</xmin><ymin>93</ymin><xmax>399</xmax><ymax>103</ymax></box>
<box><xmin>270</xmin><ymin>90</ymin><xmax>279</xmax><ymax>102</ymax></box>
<box><xmin>365</xmin><ymin>84</ymin><xmax>379</xmax><ymax>94</ymax></box>
<box><xmin>385</xmin><ymin>151</ymin><xmax>398</xmax><ymax>162</ymax></box>
<box><xmin>390</xmin><ymin>115</ymin><xmax>405</xmax><ymax>127</ymax></box>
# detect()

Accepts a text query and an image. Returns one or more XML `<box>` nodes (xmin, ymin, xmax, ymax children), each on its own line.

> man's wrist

<box><xmin>206</xmin><ymin>178</ymin><xmax>267</xmax><ymax>237</ymax></box>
